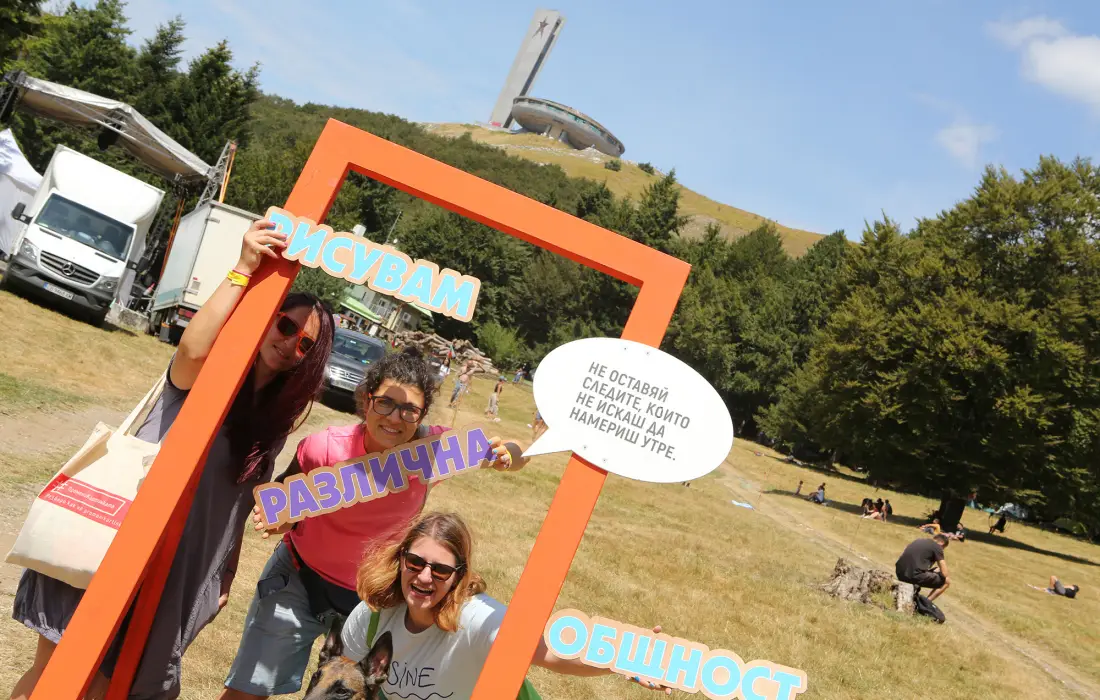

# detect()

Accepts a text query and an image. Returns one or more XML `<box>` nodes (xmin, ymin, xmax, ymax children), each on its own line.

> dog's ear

<box><xmin>319</xmin><ymin>617</ymin><xmax>345</xmax><ymax>666</ymax></box>
<box><xmin>361</xmin><ymin>631</ymin><xmax>393</xmax><ymax>685</ymax></box>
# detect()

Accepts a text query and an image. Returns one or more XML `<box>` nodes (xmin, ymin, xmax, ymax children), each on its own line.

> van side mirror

<box><xmin>11</xmin><ymin>202</ymin><xmax>30</xmax><ymax>224</ymax></box>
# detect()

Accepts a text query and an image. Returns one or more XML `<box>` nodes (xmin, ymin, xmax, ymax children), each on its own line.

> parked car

<box><xmin>323</xmin><ymin>329</ymin><xmax>387</xmax><ymax>409</ymax></box>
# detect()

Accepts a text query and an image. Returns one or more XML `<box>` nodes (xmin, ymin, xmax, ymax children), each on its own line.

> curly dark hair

<box><xmin>353</xmin><ymin>346</ymin><xmax>438</xmax><ymax>422</ymax></box>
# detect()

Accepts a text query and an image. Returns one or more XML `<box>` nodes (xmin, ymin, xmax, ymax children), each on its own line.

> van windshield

<box><xmin>34</xmin><ymin>194</ymin><xmax>134</xmax><ymax>261</ymax></box>
<box><xmin>332</xmin><ymin>334</ymin><xmax>386</xmax><ymax>364</ymax></box>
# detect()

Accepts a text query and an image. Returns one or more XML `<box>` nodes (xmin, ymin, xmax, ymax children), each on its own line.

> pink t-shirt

<box><xmin>287</xmin><ymin>423</ymin><xmax>448</xmax><ymax>589</ymax></box>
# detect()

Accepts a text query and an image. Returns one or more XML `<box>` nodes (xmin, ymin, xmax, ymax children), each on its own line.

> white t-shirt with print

<box><xmin>341</xmin><ymin>594</ymin><xmax>508</xmax><ymax>700</ymax></box>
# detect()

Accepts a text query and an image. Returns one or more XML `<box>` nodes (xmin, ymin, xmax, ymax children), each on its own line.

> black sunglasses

<box><xmin>368</xmin><ymin>395</ymin><xmax>425</xmax><ymax>423</ymax></box>
<box><xmin>402</xmin><ymin>550</ymin><xmax>462</xmax><ymax>582</ymax></box>
<box><xmin>274</xmin><ymin>313</ymin><xmax>317</xmax><ymax>356</ymax></box>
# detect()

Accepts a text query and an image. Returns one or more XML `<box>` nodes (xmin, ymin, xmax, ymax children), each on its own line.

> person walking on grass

<box><xmin>484</xmin><ymin>376</ymin><xmax>505</xmax><ymax>421</ymax></box>
<box><xmin>794</xmin><ymin>480</ymin><xmax>803</xmax><ymax>496</ymax></box>
<box><xmin>10</xmin><ymin>220</ymin><xmax>336</xmax><ymax>700</ymax></box>
<box><xmin>333</xmin><ymin>512</ymin><xmax>672</xmax><ymax>698</ymax></box>
<box><xmin>448</xmin><ymin>361</ymin><xmax>474</xmax><ymax>408</ymax></box>
<box><xmin>218</xmin><ymin>348</ymin><xmax>528</xmax><ymax>700</ymax></box>
<box><xmin>895</xmin><ymin>533</ymin><xmax>952</xmax><ymax>602</ymax></box>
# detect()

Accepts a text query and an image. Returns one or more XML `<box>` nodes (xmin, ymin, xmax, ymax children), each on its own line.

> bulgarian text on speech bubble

<box><xmin>523</xmin><ymin>338</ymin><xmax>734</xmax><ymax>483</ymax></box>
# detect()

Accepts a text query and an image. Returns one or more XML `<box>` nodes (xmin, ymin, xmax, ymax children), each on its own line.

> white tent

<box><xmin>0</xmin><ymin>128</ymin><xmax>41</xmax><ymax>258</ymax></box>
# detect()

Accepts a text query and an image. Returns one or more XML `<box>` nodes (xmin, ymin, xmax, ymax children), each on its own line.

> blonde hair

<box><xmin>356</xmin><ymin>512</ymin><xmax>486</xmax><ymax>633</ymax></box>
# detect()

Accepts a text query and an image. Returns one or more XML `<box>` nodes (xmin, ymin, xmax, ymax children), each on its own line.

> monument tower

<box><xmin>488</xmin><ymin>9</ymin><xmax>565</xmax><ymax>128</ymax></box>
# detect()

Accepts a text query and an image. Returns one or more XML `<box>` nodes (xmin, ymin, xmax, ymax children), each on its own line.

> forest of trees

<box><xmin>4</xmin><ymin>2</ymin><xmax>1098</xmax><ymax>534</ymax></box>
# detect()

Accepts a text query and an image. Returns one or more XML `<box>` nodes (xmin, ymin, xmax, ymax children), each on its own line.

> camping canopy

<box><xmin>5</xmin><ymin>73</ymin><xmax>212</xmax><ymax>184</ymax></box>
<box><xmin>0</xmin><ymin>128</ymin><xmax>42</xmax><ymax>256</ymax></box>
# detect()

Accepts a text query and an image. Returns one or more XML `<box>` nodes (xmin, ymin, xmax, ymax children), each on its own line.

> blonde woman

<box><xmin>337</xmin><ymin>512</ymin><xmax>670</xmax><ymax>697</ymax></box>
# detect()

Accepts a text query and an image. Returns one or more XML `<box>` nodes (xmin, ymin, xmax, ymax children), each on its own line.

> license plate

<box><xmin>332</xmin><ymin>378</ymin><xmax>358</xmax><ymax>391</ymax></box>
<box><xmin>43</xmin><ymin>282</ymin><xmax>74</xmax><ymax>301</ymax></box>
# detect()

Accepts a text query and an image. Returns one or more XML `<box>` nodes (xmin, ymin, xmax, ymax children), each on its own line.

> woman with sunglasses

<box><xmin>220</xmin><ymin>347</ymin><xmax>526</xmax><ymax>700</ymax></box>
<box><xmin>335</xmin><ymin>512</ymin><xmax>669</xmax><ymax>698</ymax></box>
<box><xmin>11</xmin><ymin>220</ymin><xmax>335</xmax><ymax>700</ymax></box>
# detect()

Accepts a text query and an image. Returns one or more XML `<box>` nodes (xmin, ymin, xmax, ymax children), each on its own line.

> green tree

<box><xmin>132</xmin><ymin>16</ymin><xmax>186</xmax><ymax>125</ymax></box>
<box><xmin>475</xmin><ymin>321</ymin><xmax>523</xmax><ymax>369</ymax></box>
<box><xmin>0</xmin><ymin>0</ymin><xmax>40</xmax><ymax>72</ymax></box>
<box><xmin>291</xmin><ymin>267</ymin><xmax>347</xmax><ymax>309</ymax></box>
<box><xmin>163</xmin><ymin>41</ymin><xmax>259</xmax><ymax>163</ymax></box>
<box><xmin>764</xmin><ymin>160</ymin><xmax>1100</xmax><ymax>531</ymax></box>
<box><xmin>631</xmin><ymin>170</ymin><xmax>689</xmax><ymax>252</ymax></box>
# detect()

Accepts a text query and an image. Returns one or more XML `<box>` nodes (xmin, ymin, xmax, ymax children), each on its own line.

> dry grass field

<box><xmin>421</xmin><ymin>123</ymin><xmax>825</xmax><ymax>256</ymax></box>
<box><xmin>0</xmin><ymin>289</ymin><xmax>1097</xmax><ymax>699</ymax></box>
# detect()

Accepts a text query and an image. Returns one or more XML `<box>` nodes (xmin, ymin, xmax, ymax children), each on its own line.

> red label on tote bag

<box><xmin>39</xmin><ymin>474</ymin><xmax>132</xmax><ymax>529</ymax></box>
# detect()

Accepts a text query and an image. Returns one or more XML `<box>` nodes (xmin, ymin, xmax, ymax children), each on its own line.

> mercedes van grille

<box><xmin>40</xmin><ymin>251</ymin><xmax>99</xmax><ymax>286</ymax></box>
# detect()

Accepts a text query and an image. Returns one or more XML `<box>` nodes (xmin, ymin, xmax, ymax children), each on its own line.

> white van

<box><xmin>2</xmin><ymin>145</ymin><xmax>164</xmax><ymax>325</ymax></box>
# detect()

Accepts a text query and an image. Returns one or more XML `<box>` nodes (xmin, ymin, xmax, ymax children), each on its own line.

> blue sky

<box><xmin>118</xmin><ymin>0</ymin><xmax>1100</xmax><ymax>239</ymax></box>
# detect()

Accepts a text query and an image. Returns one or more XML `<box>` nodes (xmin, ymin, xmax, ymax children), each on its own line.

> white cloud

<box><xmin>987</xmin><ymin>16</ymin><xmax>1066</xmax><ymax>49</ymax></box>
<box><xmin>989</xmin><ymin>16</ymin><xmax>1100</xmax><ymax>114</ymax></box>
<box><xmin>935</xmin><ymin>121</ymin><xmax>999</xmax><ymax>169</ymax></box>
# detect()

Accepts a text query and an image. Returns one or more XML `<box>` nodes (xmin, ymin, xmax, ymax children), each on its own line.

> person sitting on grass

<box><xmin>896</xmin><ymin>533</ymin><xmax>952</xmax><ymax>601</ymax></box>
<box><xmin>882</xmin><ymin>499</ymin><xmax>893</xmax><ymax>522</ymax></box>
<box><xmin>794</xmin><ymin>480</ymin><xmax>804</xmax><ymax>496</ymax></box>
<box><xmin>807</xmin><ymin>483</ymin><xmax>826</xmax><ymax>504</ymax></box>
<box><xmin>337</xmin><ymin>512</ymin><xmax>671</xmax><ymax>698</ymax></box>
<box><xmin>917</xmin><ymin>518</ymin><xmax>941</xmax><ymax>535</ymax></box>
<box><xmin>1028</xmin><ymin>575</ymin><xmax>1080</xmax><ymax>599</ymax></box>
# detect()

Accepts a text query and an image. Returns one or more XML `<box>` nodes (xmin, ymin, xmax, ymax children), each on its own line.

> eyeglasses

<box><xmin>368</xmin><ymin>395</ymin><xmax>425</xmax><ymax>423</ymax></box>
<box><xmin>274</xmin><ymin>313</ymin><xmax>317</xmax><ymax>356</ymax></box>
<box><xmin>402</xmin><ymin>550</ymin><xmax>462</xmax><ymax>582</ymax></box>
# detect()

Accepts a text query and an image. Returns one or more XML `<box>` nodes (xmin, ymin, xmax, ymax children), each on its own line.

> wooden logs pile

<box><xmin>821</xmin><ymin>558</ymin><xmax>917</xmax><ymax>615</ymax></box>
<box><xmin>393</xmin><ymin>331</ymin><xmax>498</xmax><ymax>374</ymax></box>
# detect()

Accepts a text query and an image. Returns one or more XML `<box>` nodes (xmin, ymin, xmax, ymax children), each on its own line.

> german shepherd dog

<box><xmin>302</xmin><ymin>617</ymin><xmax>393</xmax><ymax>700</ymax></box>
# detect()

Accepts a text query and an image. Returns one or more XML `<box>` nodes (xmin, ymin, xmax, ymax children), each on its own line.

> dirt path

<box><xmin>718</xmin><ymin>465</ymin><xmax>1100</xmax><ymax>700</ymax></box>
<box><xmin>0</xmin><ymin>405</ymin><xmax>127</xmax><ymax>456</ymax></box>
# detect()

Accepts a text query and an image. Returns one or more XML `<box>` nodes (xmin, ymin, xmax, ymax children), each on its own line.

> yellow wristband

<box><xmin>227</xmin><ymin>270</ymin><xmax>250</xmax><ymax>287</ymax></box>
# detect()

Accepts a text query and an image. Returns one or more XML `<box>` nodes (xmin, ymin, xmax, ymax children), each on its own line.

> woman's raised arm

<box><xmin>171</xmin><ymin>220</ymin><xmax>286</xmax><ymax>390</ymax></box>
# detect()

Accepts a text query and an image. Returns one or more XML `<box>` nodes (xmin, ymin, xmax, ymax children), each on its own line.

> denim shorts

<box><xmin>224</xmin><ymin>542</ymin><xmax>330</xmax><ymax>696</ymax></box>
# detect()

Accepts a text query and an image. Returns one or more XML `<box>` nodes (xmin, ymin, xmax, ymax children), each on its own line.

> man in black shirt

<box><xmin>895</xmin><ymin>534</ymin><xmax>952</xmax><ymax>601</ymax></box>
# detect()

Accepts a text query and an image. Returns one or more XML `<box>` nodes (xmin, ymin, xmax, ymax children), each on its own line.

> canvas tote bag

<box><xmin>5</xmin><ymin>373</ymin><xmax>167</xmax><ymax>589</ymax></box>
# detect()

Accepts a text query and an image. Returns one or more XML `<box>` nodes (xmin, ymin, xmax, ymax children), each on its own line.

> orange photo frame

<box><xmin>30</xmin><ymin>119</ymin><xmax>691</xmax><ymax>700</ymax></box>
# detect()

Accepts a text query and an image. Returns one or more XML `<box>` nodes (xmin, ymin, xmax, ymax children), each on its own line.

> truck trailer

<box><xmin>149</xmin><ymin>200</ymin><xmax>259</xmax><ymax>343</ymax></box>
<box><xmin>2</xmin><ymin>145</ymin><xmax>165</xmax><ymax>325</ymax></box>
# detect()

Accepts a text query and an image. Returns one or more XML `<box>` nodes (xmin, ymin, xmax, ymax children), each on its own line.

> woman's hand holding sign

<box><xmin>487</xmin><ymin>435</ymin><xmax>528</xmax><ymax>472</ymax></box>
<box><xmin>235</xmin><ymin>218</ymin><xmax>287</xmax><ymax>275</ymax></box>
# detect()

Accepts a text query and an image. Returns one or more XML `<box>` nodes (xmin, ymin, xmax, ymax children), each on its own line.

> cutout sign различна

<box><xmin>266</xmin><ymin>206</ymin><xmax>481</xmax><ymax>322</ymax></box>
<box><xmin>524</xmin><ymin>337</ymin><xmax>734</xmax><ymax>483</ymax></box>
<box><xmin>253</xmin><ymin>426</ymin><xmax>495</xmax><ymax>528</ymax></box>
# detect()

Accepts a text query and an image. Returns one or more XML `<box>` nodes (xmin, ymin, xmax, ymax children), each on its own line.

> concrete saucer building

<box><xmin>489</xmin><ymin>9</ymin><xmax>626</xmax><ymax>158</ymax></box>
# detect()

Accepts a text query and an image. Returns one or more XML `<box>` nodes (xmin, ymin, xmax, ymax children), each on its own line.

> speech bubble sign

<box><xmin>523</xmin><ymin>338</ymin><xmax>733</xmax><ymax>483</ymax></box>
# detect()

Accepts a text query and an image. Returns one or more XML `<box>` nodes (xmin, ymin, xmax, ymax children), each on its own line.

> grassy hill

<box><xmin>422</xmin><ymin>122</ymin><xmax>824</xmax><ymax>256</ymax></box>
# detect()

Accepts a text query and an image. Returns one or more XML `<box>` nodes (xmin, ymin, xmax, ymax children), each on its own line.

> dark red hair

<box><xmin>229</xmin><ymin>292</ymin><xmax>335</xmax><ymax>483</ymax></box>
